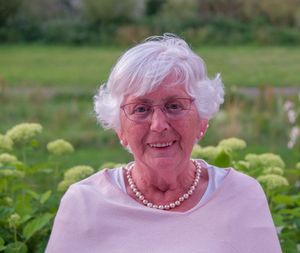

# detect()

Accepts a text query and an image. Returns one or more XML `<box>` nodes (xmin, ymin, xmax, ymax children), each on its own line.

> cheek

<box><xmin>121</xmin><ymin>119</ymin><xmax>148</xmax><ymax>147</ymax></box>
<box><xmin>176</xmin><ymin>115</ymin><xmax>201</xmax><ymax>142</ymax></box>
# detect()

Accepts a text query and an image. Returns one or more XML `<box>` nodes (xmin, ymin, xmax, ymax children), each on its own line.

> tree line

<box><xmin>1</xmin><ymin>0</ymin><xmax>300</xmax><ymax>45</ymax></box>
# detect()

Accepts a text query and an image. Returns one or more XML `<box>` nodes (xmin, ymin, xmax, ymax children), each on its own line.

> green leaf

<box><xmin>0</xmin><ymin>206</ymin><xmax>13</xmax><ymax>222</ymax></box>
<box><xmin>30</xmin><ymin>139</ymin><xmax>39</xmax><ymax>148</ymax></box>
<box><xmin>273</xmin><ymin>195</ymin><xmax>300</xmax><ymax>205</ymax></box>
<box><xmin>40</xmin><ymin>191</ymin><xmax>52</xmax><ymax>204</ymax></box>
<box><xmin>0</xmin><ymin>236</ymin><xmax>5</xmax><ymax>247</ymax></box>
<box><xmin>272</xmin><ymin>214</ymin><xmax>285</xmax><ymax>226</ymax></box>
<box><xmin>25</xmin><ymin>190</ymin><xmax>39</xmax><ymax>200</ymax></box>
<box><xmin>22</xmin><ymin>213</ymin><xmax>53</xmax><ymax>241</ymax></box>
<box><xmin>214</xmin><ymin>148</ymin><xmax>232</xmax><ymax>167</ymax></box>
<box><xmin>278</xmin><ymin>207</ymin><xmax>300</xmax><ymax>217</ymax></box>
<box><xmin>20</xmin><ymin>215</ymin><xmax>32</xmax><ymax>225</ymax></box>
<box><xmin>4</xmin><ymin>242</ymin><xmax>27</xmax><ymax>253</ymax></box>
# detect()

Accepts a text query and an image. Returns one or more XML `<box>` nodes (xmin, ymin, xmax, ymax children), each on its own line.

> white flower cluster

<box><xmin>6</xmin><ymin>123</ymin><xmax>42</xmax><ymax>144</ymax></box>
<box><xmin>257</xmin><ymin>174</ymin><xmax>289</xmax><ymax>190</ymax></box>
<box><xmin>57</xmin><ymin>165</ymin><xmax>94</xmax><ymax>192</ymax></box>
<box><xmin>218</xmin><ymin>137</ymin><xmax>247</xmax><ymax>151</ymax></box>
<box><xmin>0</xmin><ymin>153</ymin><xmax>18</xmax><ymax>164</ymax></box>
<box><xmin>47</xmin><ymin>139</ymin><xmax>74</xmax><ymax>156</ymax></box>
<box><xmin>245</xmin><ymin>153</ymin><xmax>285</xmax><ymax>169</ymax></box>
<box><xmin>0</xmin><ymin>134</ymin><xmax>13</xmax><ymax>151</ymax></box>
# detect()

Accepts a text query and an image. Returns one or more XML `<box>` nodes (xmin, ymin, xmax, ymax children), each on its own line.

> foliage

<box><xmin>82</xmin><ymin>0</ymin><xmax>143</xmax><ymax>24</ymax></box>
<box><xmin>192</xmin><ymin>138</ymin><xmax>300</xmax><ymax>252</ymax></box>
<box><xmin>0</xmin><ymin>123</ymin><xmax>299</xmax><ymax>251</ymax></box>
<box><xmin>1</xmin><ymin>0</ymin><xmax>300</xmax><ymax>45</ymax></box>
<box><xmin>0</xmin><ymin>123</ymin><xmax>96</xmax><ymax>252</ymax></box>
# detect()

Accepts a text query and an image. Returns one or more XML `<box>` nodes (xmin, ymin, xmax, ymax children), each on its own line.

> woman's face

<box><xmin>117</xmin><ymin>81</ymin><xmax>207</xmax><ymax>171</ymax></box>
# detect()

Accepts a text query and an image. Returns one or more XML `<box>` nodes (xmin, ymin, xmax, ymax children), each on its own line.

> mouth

<box><xmin>148</xmin><ymin>141</ymin><xmax>176</xmax><ymax>148</ymax></box>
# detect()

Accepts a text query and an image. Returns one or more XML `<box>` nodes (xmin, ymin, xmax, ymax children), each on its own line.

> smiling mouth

<box><xmin>148</xmin><ymin>141</ymin><xmax>175</xmax><ymax>148</ymax></box>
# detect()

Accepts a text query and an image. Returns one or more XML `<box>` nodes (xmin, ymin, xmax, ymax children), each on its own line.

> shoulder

<box><xmin>198</xmin><ymin>159</ymin><xmax>266</xmax><ymax>198</ymax></box>
<box><xmin>60</xmin><ymin>169</ymin><xmax>109</xmax><ymax>206</ymax></box>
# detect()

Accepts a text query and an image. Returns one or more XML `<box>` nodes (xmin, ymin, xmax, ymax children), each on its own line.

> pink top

<box><xmin>46</xmin><ymin>164</ymin><xmax>282</xmax><ymax>253</ymax></box>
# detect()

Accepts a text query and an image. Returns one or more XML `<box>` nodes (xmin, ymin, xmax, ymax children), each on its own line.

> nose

<box><xmin>149</xmin><ymin>107</ymin><xmax>170</xmax><ymax>132</ymax></box>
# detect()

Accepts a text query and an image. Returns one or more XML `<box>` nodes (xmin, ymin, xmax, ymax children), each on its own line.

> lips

<box><xmin>148</xmin><ymin>141</ymin><xmax>175</xmax><ymax>148</ymax></box>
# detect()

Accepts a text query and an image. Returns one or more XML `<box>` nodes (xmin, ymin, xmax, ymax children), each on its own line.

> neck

<box><xmin>131</xmin><ymin>160</ymin><xmax>195</xmax><ymax>196</ymax></box>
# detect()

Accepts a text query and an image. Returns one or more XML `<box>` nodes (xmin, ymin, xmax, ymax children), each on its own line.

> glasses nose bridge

<box><xmin>148</xmin><ymin>103</ymin><xmax>168</xmax><ymax>120</ymax></box>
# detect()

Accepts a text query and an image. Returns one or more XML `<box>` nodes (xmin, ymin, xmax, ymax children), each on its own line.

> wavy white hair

<box><xmin>94</xmin><ymin>34</ymin><xmax>224</xmax><ymax>130</ymax></box>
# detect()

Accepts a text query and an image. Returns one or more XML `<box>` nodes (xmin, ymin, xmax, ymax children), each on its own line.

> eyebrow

<box><xmin>129</xmin><ymin>95</ymin><xmax>181</xmax><ymax>104</ymax></box>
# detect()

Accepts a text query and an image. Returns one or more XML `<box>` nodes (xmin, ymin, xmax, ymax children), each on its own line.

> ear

<box><xmin>116</xmin><ymin>129</ymin><xmax>128</xmax><ymax>147</ymax></box>
<box><xmin>197</xmin><ymin>119</ymin><xmax>209</xmax><ymax>140</ymax></box>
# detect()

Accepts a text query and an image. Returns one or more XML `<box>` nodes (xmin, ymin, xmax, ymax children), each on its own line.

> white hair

<box><xmin>94</xmin><ymin>33</ymin><xmax>224</xmax><ymax>130</ymax></box>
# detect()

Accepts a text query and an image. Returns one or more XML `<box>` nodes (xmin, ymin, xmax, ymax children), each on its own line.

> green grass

<box><xmin>0</xmin><ymin>45</ymin><xmax>300</xmax><ymax>87</ymax></box>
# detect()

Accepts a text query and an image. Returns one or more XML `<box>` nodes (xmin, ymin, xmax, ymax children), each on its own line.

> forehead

<box><xmin>123</xmin><ymin>84</ymin><xmax>189</xmax><ymax>104</ymax></box>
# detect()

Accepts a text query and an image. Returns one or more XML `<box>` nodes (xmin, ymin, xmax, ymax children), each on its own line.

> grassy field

<box><xmin>1</xmin><ymin>45</ymin><xmax>300</xmax><ymax>87</ymax></box>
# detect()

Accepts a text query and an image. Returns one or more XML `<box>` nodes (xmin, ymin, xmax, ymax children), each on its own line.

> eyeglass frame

<box><xmin>120</xmin><ymin>97</ymin><xmax>195</xmax><ymax>123</ymax></box>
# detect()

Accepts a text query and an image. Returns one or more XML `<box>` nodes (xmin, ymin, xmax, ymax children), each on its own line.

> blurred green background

<box><xmin>0</xmin><ymin>0</ymin><xmax>300</xmax><ymax>169</ymax></box>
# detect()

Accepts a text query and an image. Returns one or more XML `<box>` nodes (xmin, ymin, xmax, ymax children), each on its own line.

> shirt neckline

<box><xmin>102</xmin><ymin>160</ymin><xmax>233</xmax><ymax>215</ymax></box>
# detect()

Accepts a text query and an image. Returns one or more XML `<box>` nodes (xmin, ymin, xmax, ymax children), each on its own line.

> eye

<box><xmin>133</xmin><ymin>104</ymin><xmax>151</xmax><ymax>114</ymax></box>
<box><xmin>165</xmin><ymin>100</ymin><xmax>184</xmax><ymax>112</ymax></box>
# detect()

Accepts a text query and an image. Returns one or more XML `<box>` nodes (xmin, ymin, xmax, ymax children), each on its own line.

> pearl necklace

<box><xmin>125</xmin><ymin>160</ymin><xmax>202</xmax><ymax>210</ymax></box>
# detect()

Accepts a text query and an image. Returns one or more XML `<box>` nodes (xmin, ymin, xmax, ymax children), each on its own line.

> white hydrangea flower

<box><xmin>57</xmin><ymin>179</ymin><xmax>75</xmax><ymax>192</ymax></box>
<box><xmin>257</xmin><ymin>174</ymin><xmax>289</xmax><ymax>190</ymax></box>
<box><xmin>263</xmin><ymin>166</ymin><xmax>284</xmax><ymax>176</ymax></box>
<box><xmin>0</xmin><ymin>153</ymin><xmax>18</xmax><ymax>164</ymax></box>
<box><xmin>0</xmin><ymin>134</ymin><xmax>13</xmax><ymax>151</ymax></box>
<box><xmin>0</xmin><ymin>169</ymin><xmax>24</xmax><ymax>178</ymax></box>
<box><xmin>57</xmin><ymin>165</ymin><xmax>95</xmax><ymax>192</ymax></box>
<box><xmin>8</xmin><ymin>213</ymin><xmax>21</xmax><ymax>228</ymax></box>
<box><xmin>218</xmin><ymin>137</ymin><xmax>247</xmax><ymax>151</ymax></box>
<box><xmin>6</xmin><ymin>123</ymin><xmax>42</xmax><ymax>144</ymax></box>
<box><xmin>191</xmin><ymin>145</ymin><xmax>220</xmax><ymax>161</ymax></box>
<box><xmin>64</xmin><ymin>165</ymin><xmax>94</xmax><ymax>181</ymax></box>
<box><xmin>259</xmin><ymin>153</ymin><xmax>285</xmax><ymax>169</ymax></box>
<box><xmin>47</xmin><ymin>139</ymin><xmax>74</xmax><ymax>155</ymax></box>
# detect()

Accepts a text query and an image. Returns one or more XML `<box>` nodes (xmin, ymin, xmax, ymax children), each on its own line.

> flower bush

<box><xmin>0</xmin><ymin>124</ymin><xmax>299</xmax><ymax>252</ymax></box>
<box><xmin>192</xmin><ymin>138</ymin><xmax>300</xmax><ymax>252</ymax></box>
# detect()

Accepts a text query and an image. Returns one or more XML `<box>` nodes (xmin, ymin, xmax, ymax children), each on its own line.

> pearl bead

<box><xmin>170</xmin><ymin>203</ymin><xmax>176</xmax><ymax>208</ymax></box>
<box><xmin>147</xmin><ymin>203</ymin><xmax>153</xmax><ymax>208</ymax></box>
<box><xmin>175</xmin><ymin>201</ymin><xmax>180</xmax><ymax>206</ymax></box>
<box><xmin>158</xmin><ymin>205</ymin><xmax>164</xmax><ymax>210</ymax></box>
<box><xmin>153</xmin><ymin>205</ymin><xmax>158</xmax><ymax>209</ymax></box>
<box><xmin>164</xmin><ymin>205</ymin><xmax>170</xmax><ymax>210</ymax></box>
<box><xmin>139</xmin><ymin>195</ymin><xmax>144</xmax><ymax>200</ymax></box>
<box><xmin>179</xmin><ymin>197</ymin><xmax>184</xmax><ymax>202</ymax></box>
<box><xmin>143</xmin><ymin>199</ymin><xmax>148</xmax><ymax>204</ymax></box>
<box><xmin>183</xmin><ymin>194</ymin><xmax>189</xmax><ymax>199</ymax></box>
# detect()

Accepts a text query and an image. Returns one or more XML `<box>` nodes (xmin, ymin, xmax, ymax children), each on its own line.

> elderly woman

<box><xmin>46</xmin><ymin>34</ymin><xmax>281</xmax><ymax>252</ymax></box>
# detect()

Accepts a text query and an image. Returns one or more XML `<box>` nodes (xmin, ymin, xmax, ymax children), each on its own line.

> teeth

<box><xmin>149</xmin><ymin>142</ymin><xmax>172</xmax><ymax>148</ymax></box>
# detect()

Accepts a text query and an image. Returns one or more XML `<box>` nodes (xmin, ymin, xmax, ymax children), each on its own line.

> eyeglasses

<box><xmin>120</xmin><ymin>97</ymin><xmax>195</xmax><ymax>123</ymax></box>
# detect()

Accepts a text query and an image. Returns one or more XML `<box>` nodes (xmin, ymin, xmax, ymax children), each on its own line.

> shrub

<box><xmin>192</xmin><ymin>137</ymin><xmax>300</xmax><ymax>252</ymax></box>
